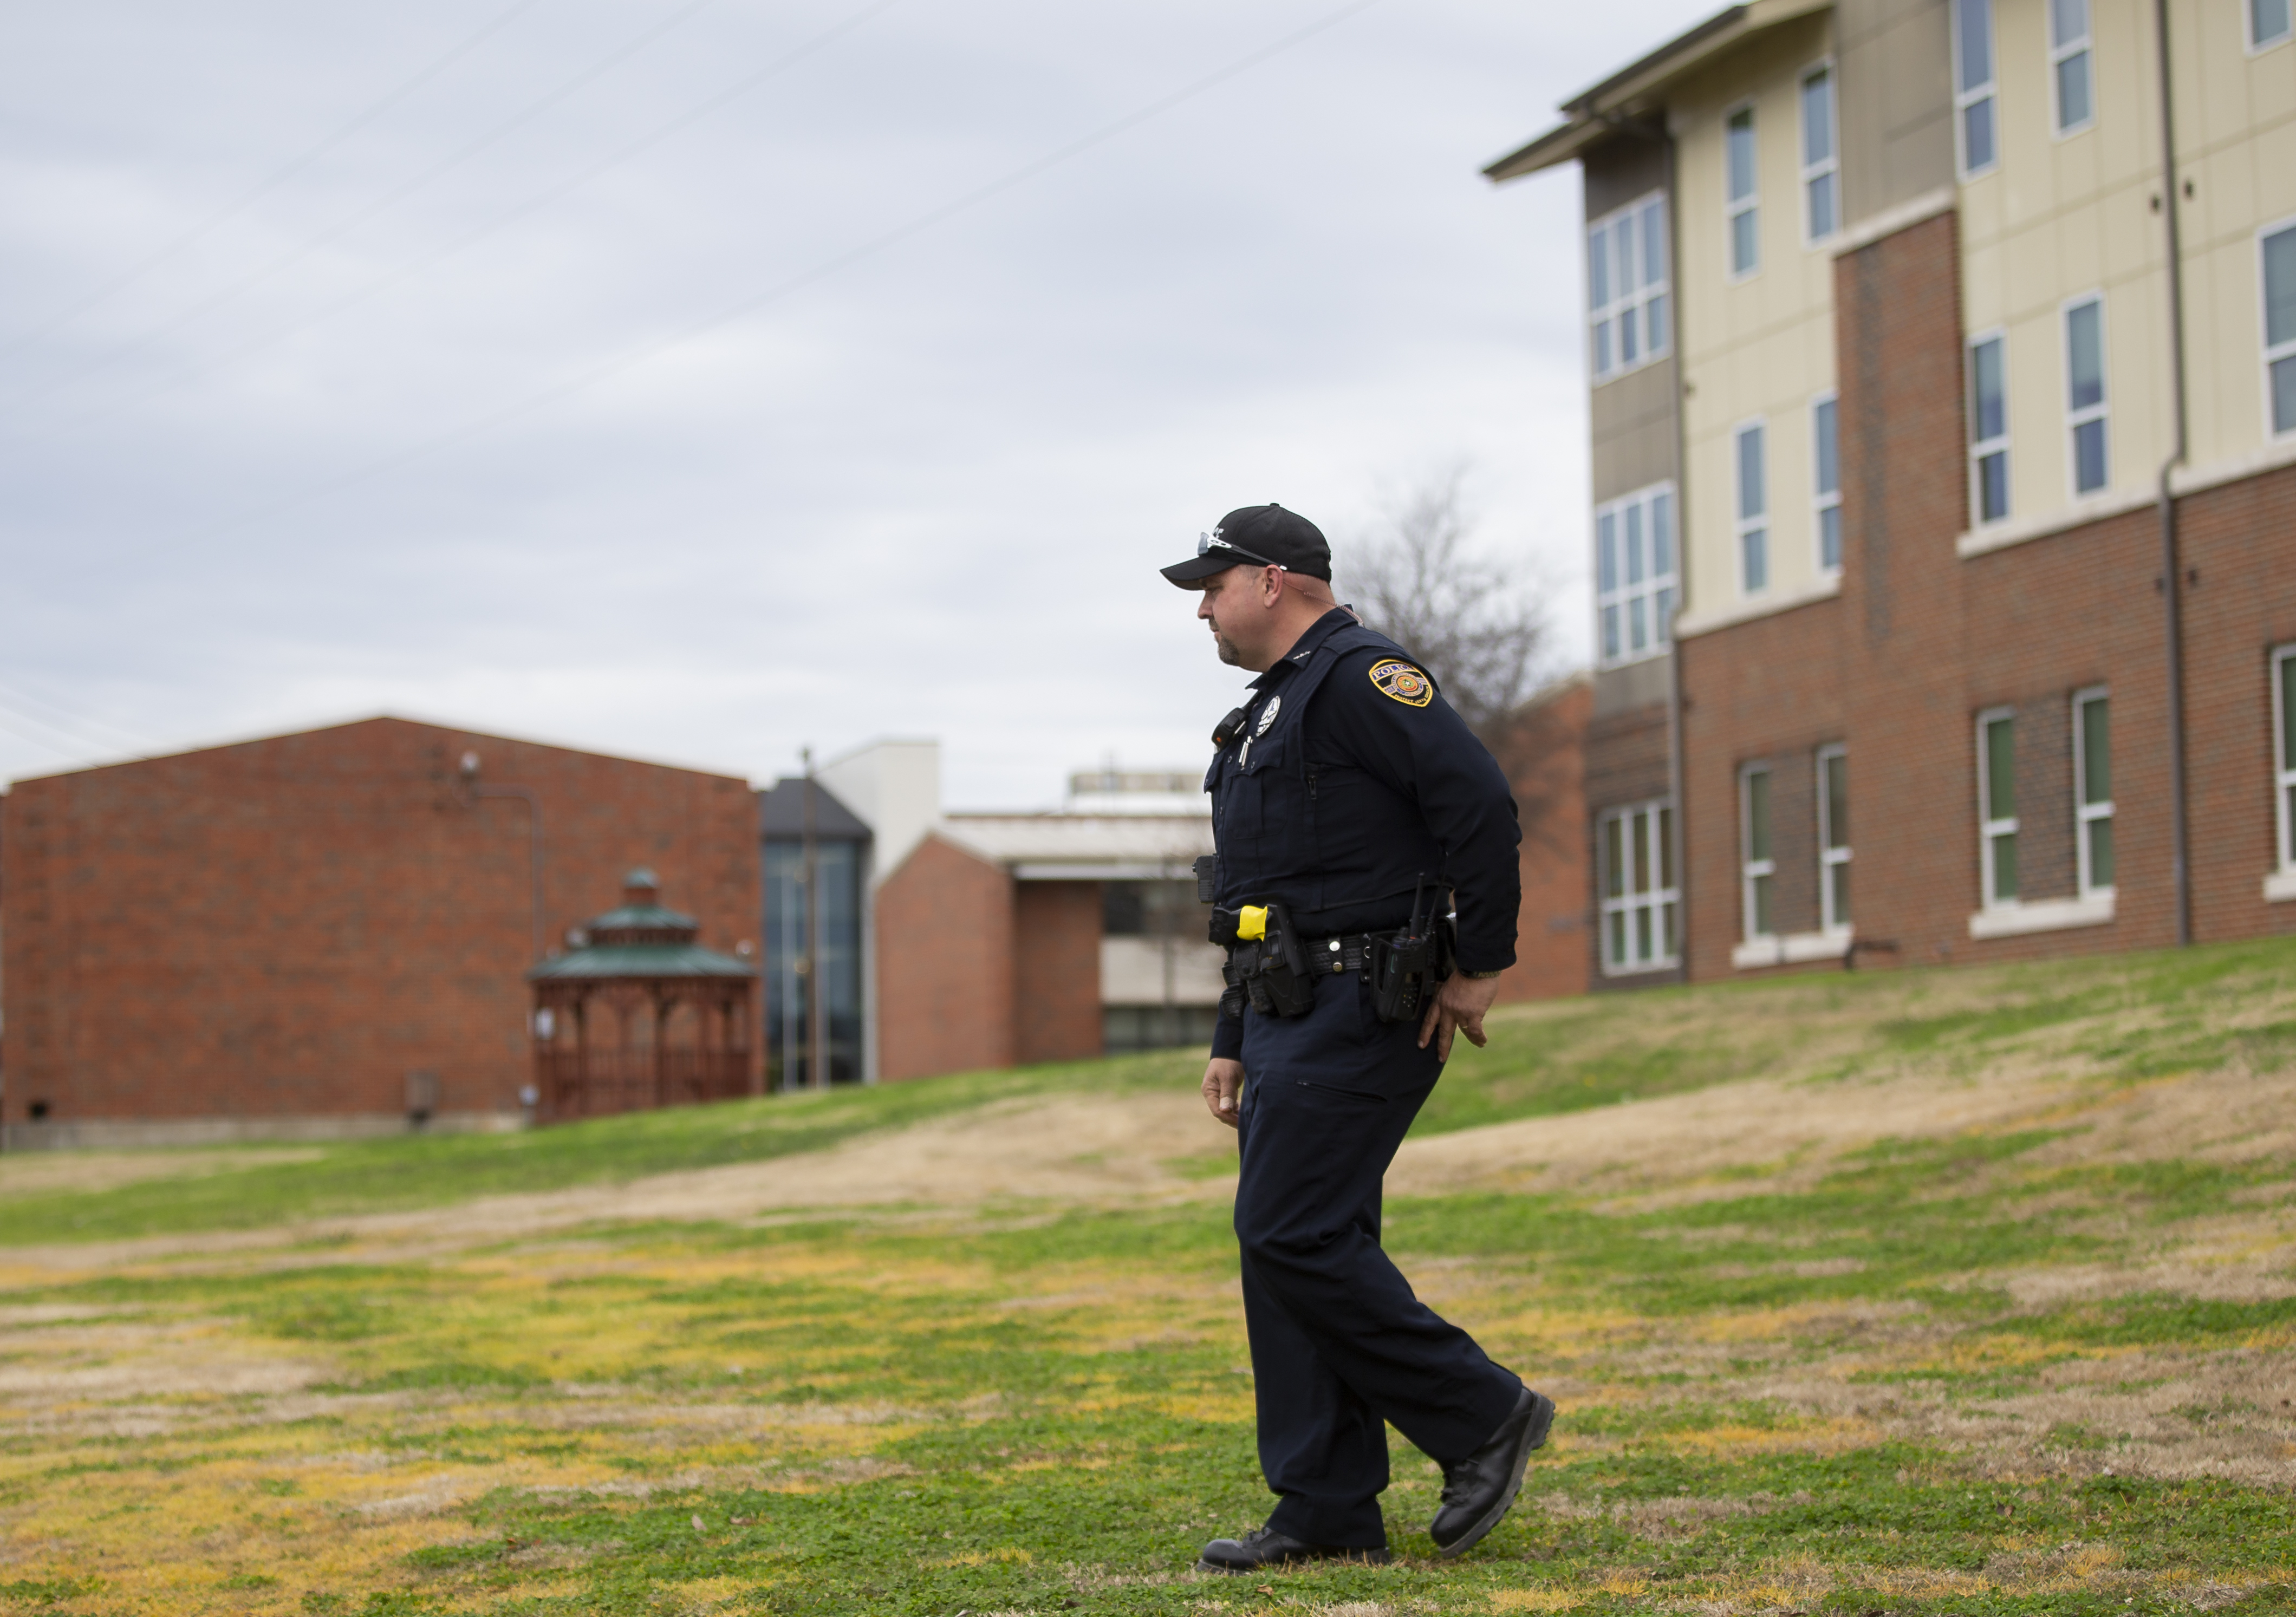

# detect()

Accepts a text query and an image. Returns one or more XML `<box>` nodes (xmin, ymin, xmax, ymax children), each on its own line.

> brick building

<box><xmin>1488</xmin><ymin>0</ymin><xmax>2296</xmax><ymax>980</ymax></box>
<box><xmin>0</xmin><ymin>717</ymin><xmax>760</xmax><ymax>1144</ymax></box>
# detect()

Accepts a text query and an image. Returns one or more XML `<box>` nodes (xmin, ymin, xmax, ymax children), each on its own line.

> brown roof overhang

<box><xmin>1482</xmin><ymin>0</ymin><xmax>1830</xmax><ymax>182</ymax></box>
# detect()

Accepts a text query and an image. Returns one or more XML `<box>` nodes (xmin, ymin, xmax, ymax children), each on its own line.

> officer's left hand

<box><xmin>1419</xmin><ymin>974</ymin><xmax>1503</xmax><ymax>1061</ymax></box>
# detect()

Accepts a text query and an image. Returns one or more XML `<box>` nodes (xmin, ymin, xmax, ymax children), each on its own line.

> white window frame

<box><xmin>1593</xmin><ymin>482</ymin><xmax>1678</xmax><ymax>669</ymax></box>
<box><xmin>2073</xmin><ymin>686</ymin><xmax>2115</xmax><ymax>899</ymax></box>
<box><xmin>1812</xmin><ymin>389</ymin><xmax>1842</xmax><ymax>575</ymax></box>
<box><xmin>1741</xmin><ymin>765</ymin><xmax>1776</xmax><ymax>942</ymax></box>
<box><xmin>2273</xmin><ymin>644</ymin><xmax>2296</xmax><ymax>876</ymax></box>
<box><xmin>1725</xmin><ymin>101</ymin><xmax>1760</xmax><ymax>280</ymax></box>
<box><xmin>2064</xmin><ymin>292</ymin><xmax>2110</xmax><ymax>498</ymax></box>
<box><xmin>1817</xmin><ymin>744</ymin><xmax>1851</xmax><ymax>935</ymax></box>
<box><xmin>2263</xmin><ymin>218</ymin><xmax>2296</xmax><ymax>441</ymax></box>
<box><xmin>1953</xmin><ymin>0</ymin><xmax>2000</xmax><ymax>179</ymax></box>
<box><xmin>1799</xmin><ymin>60</ymin><xmax>1840</xmax><ymax>246</ymax></box>
<box><xmin>1735</xmin><ymin>418</ymin><xmax>1770</xmax><ymax>595</ymax></box>
<box><xmin>1977</xmin><ymin>706</ymin><xmax>2019</xmax><ymax>909</ymax></box>
<box><xmin>2050</xmin><ymin>0</ymin><xmax>2095</xmax><ymax>137</ymax></box>
<box><xmin>1969</xmin><ymin>329</ymin><xmax>2012</xmax><ymax>525</ymax></box>
<box><xmin>2251</xmin><ymin>0</ymin><xmax>2293</xmax><ymax>53</ymax></box>
<box><xmin>1587</xmin><ymin>191</ymin><xmax>1672</xmax><ymax>384</ymax></box>
<box><xmin>1599</xmin><ymin>799</ymin><xmax>1679</xmax><ymax>975</ymax></box>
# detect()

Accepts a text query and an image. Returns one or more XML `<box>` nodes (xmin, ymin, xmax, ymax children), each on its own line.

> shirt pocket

<box><xmin>1225</xmin><ymin>736</ymin><xmax>1286</xmax><ymax>844</ymax></box>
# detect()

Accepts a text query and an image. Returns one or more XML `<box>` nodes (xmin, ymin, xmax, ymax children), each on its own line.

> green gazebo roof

<box><xmin>526</xmin><ymin>868</ymin><xmax>757</xmax><ymax>982</ymax></box>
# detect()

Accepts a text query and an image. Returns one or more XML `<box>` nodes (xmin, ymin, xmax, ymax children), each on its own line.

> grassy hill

<box><xmin>0</xmin><ymin>939</ymin><xmax>2290</xmax><ymax>1613</ymax></box>
<box><xmin>1</xmin><ymin>933</ymin><xmax>2290</xmax><ymax>1243</ymax></box>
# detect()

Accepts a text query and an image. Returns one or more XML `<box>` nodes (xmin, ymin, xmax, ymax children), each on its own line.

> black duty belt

<box><xmin>1296</xmin><ymin>932</ymin><xmax>1384</xmax><ymax>976</ymax></box>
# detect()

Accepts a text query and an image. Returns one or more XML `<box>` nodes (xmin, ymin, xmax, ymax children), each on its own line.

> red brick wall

<box><xmin>1679</xmin><ymin>208</ymin><xmax>2296</xmax><ymax>979</ymax></box>
<box><xmin>1682</xmin><ymin>599</ymin><xmax>1849</xmax><ymax>974</ymax></box>
<box><xmin>2182</xmin><ymin>462</ymin><xmax>2296</xmax><ymax>943</ymax></box>
<box><xmin>874</xmin><ymin>833</ymin><xmax>1015</xmax><ymax>1080</ymax></box>
<box><xmin>1013</xmin><ymin>882</ymin><xmax>1103</xmax><ymax>1064</ymax></box>
<box><xmin>1490</xmin><ymin>679</ymin><xmax>1592</xmax><ymax>1001</ymax></box>
<box><xmin>0</xmin><ymin>718</ymin><xmax>760</xmax><ymax>1122</ymax></box>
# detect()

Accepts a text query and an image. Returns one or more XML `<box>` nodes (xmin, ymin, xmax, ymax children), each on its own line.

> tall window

<box><xmin>1970</xmin><ymin>333</ymin><xmax>2011</xmax><ymax>523</ymax></box>
<box><xmin>1595</xmin><ymin>484</ymin><xmax>1677</xmax><ymax>667</ymax></box>
<box><xmin>2254</xmin><ymin>0</ymin><xmax>2292</xmax><ymax>50</ymax></box>
<box><xmin>2073</xmin><ymin>688</ymin><xmax>2114</xmax><ymax>897</ymax></box>
<box><xmin>1736</xmin><ymin>421</ymin><xmax>1768</xmax><ymax>593</ymax></box>
<box><xmin>1800</xmin><ymin>65</ymin><xmax>1839</xmax><ymax>242</ymax></box>
<box><xmin>1978</xmin><ymin>708</ymin><xmax>2019</xmax><ymax>907</ymax></box>
<box><xmin>2274</xmin><ymin>645</ymin><xmax>2296</xmax><ymax>873</ymax></box>
<box><xmin>1741</xmin><ymin>766</ymin><xmax>1775</xmax><ymax>940</ymax></box>
<box><xmin>1812</xmin><ymin>392</ymin><xmax>1842</xmax><ymax>572</ymax></box>
<box><xmin>2051</xmin><ymin>0</ymin><xmax>2093</xmax><ymax>133</ymax></box>
<box><xmin>2066</xmin><ymin>297</ymin><xmax>2109</xmax><ymax>495</ymax></box>
<box><xmin>2266</xmin><ymin>223</ymin><xmax>2296</xmax><ymax>437</ymax></box>
<box><xmin>1818</xmin><ymin>745</ymin><xmax>1851</xmax><ymax>933</ymax></box>
<box><xmin>1601</xmin><ymin>800</ymin><xmax>1679</xmax><ymax>974</ymax></box>
<box><xmin>1589</xmin><ymin>192</ymin><xmax>1671</xmax><ymax>382</ymax></box>
<box><xmin>1954</xmin><ymin>0</ymin><xmax>1999</xmax><ymax>175</ymax></box>
<box><xmin>1726</xmin><ymin>106</ymin><xmax>1759</xmax><ymax>277</ymax></box>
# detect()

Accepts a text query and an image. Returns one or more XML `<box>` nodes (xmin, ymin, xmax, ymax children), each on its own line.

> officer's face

<box><xmin>1196</xmin><ymin>565</ymin><xmax>1264</xmax><ymax>668</ymax></box>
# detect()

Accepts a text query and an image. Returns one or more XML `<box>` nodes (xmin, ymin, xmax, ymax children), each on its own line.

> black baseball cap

<box><xmin>1160</xmin><ymin>504</ymin><xmax>1332</xmax><ymax>588</ymax></box>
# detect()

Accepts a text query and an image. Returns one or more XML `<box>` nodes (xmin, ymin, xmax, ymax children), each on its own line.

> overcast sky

<box><xmin>0</xmin><ymin>0</ymin><xmax>1710</xmax><ymax>808</ymax></box>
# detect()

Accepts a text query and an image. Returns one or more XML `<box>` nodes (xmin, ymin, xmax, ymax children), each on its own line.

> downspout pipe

<box><xmin>1663</xmin><ymin>129</ymin><xmax>1690</xmax><ymax>980</ymax></box>
<box><xmin>2154</xmin><ymin>0</ymin><xmax>2192</xmax><ymax>947</ymax></box>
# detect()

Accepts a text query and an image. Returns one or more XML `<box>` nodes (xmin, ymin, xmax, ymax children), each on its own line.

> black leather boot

<box><xmin>1428</xmin><ymin>1386</ymin><xmax>1556</xmax><ymax>1557</ymax></box>
<box><xmin>1195</xmin><ymin>1526</ymin><xmax>1393</xmax><ymax>1574</ymax></box>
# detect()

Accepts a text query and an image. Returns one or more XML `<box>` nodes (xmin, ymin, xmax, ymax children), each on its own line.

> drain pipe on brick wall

<box><xmin>2154</xmin><ymin>0</ymin><xmax>2193</xmax><ymax>947</ymax></box>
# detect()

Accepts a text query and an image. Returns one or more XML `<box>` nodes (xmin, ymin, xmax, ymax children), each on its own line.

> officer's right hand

<box><xmin>1202</xmin><ymin>1058</ymin><xmax>1245</xmax><ymax>1129</ymax></box>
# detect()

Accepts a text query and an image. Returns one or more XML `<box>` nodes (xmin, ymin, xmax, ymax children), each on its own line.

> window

<box><xmin>1600</xmin><ymin>800</ymin><xmax>1679</xmax><ymax>973</ymax></box>
<box><xmin>2274</xmin><ymin>646</ymin><xmax>2296</xmax><ymax>872</ymax></box>
<box><xmin>2254</xmin><ymin>0</ymin><xmax>2292</xmax><ymax>50</ymax></box>
<box><xmin>2073</xmin><ymin>688</ymin><xmax>2114</xmax><ymax>897</ymax></box>
<box><xmin>1954</xmin><ymin>0</ymin><xmax>1999</xmax><ymax>175</ymax></box>
<box><xmin>2266</xmin><ymin>223</ymin><xmax>2296</xmax><ymax>437</ymax></box>
<box><xmin>1978</xmin><ymin>708</ymin><xmax>2019</xmax><ymax>907</ymax></box>
<box><xmin>1812</xmin><ymin>391</ymin><xmax>1842</xmax><ymax>572</ymax></box>
<box><xmin>1726</xmin><ymin>106</ymin><xmax>1759</xmax><ymax>276</ymax></box>
<box><xmin>1595</xmin><ymin>484</ymin><xmax>1677</xmax><ymax>667</ymax></box>
<box><xmin>1969</xmin><ymin>332</ymin><xmax>2011</xmax><ymax>523</ymax></box>
<box><xmin>1735</xmin><ymin>421</ymin><xmax>1768</xmax><ymax>593</ymax></box>
<box><xmin>1589</xmin><ymin>192</ymin><xmax>1671</xmax><ymax>382</ymax></box>
<box><xmin>2066</xmin><ymin>296</ymin><xmax>2109</xmax><ymax>495</ymax></box>
<box><xmin>1818</xmin><ymin>745</ymin><xmax>1851</xmax><ymax>933</ymax></box>
<box><xmin>1741</xmin><ymin>766</ymin><xmax>1775</xmax><ymax>940</ymax></box>
<box><xmin>2051</xmin><ymin>0</ymin><xmax>2093</xmax><ymax>134</ymax></box>
<box><xmin>1800</xmin><ymin>65</ymin><xmax>1839</xmax><ymax>242</ymax></box>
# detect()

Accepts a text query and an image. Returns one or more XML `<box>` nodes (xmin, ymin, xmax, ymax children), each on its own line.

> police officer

<box><xmin>1161</xmin><ymin>504</ymin><xmax>1556</xmax><ymax>1574</ymax></box>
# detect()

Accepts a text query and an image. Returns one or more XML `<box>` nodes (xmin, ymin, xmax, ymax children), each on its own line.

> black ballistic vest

<box><xmin>1203</xmin><ymin>621</ymin><xmax>1448</xmax><ymax>934</ymax></box>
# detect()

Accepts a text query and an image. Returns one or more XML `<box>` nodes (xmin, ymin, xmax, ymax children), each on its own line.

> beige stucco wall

<box><xmin>1960</xmin><ymin>0</ymin><xmax>2293</xmax><ymax>543</ymax></box>
<box><xmin>1670</xmin><ymin>11</ymin><xmax>1843</xmax><ymax>631</ymax></box>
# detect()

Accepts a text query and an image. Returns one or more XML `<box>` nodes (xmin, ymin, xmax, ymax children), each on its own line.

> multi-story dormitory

<box><xmin>1487</xmin><ymin>0</ymin><xmax>2296</xmax><ymax>982</ymax></box>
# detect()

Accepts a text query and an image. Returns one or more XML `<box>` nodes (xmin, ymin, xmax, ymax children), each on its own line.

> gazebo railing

<box><xmin>537</xmin><ymin>1048</ymin><xmax>752</xmax><ymax>1118</ymax></box>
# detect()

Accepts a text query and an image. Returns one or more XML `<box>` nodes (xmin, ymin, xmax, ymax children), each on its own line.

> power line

<box><xmin>0</xmin><ymin>681</ymin><xmax>160</xmax><ymax>752</ymax></box>
<box><xmin>22</xmin><ymin>0</ymin><xmax>1384</xmax><ymax>588</ymax></box>
<box><xmin>2</xmin><ymin>0</ymin><xmax>908</xmax><ymax>451</ymax></box>
<box><xmin>0</xmin><ymin>0</ymin><xmax>720</xmax><ymax>424</ymax></box>
<box><xmin>0</xmin><ymin>0</ymin><xmax>544</xmax><ymax>368</ymax></box>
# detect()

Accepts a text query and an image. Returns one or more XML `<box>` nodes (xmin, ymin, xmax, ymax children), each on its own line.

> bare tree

<box><xmin>1338</xmin><ymin>466</ymin><xmax>1552</xmax><ymax>740</ymax></box>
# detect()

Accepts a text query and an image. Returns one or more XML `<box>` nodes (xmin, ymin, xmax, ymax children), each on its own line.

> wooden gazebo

<box><xmin>526</xmin><ymin>868</ymin><xmax>759</xmax><ymax>1120</ymax></box>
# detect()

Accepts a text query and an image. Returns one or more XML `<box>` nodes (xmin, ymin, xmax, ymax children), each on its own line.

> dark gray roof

<box><xmin>757</xmin><ymin>777</ymin><xmax>871</xmax><ymax>840</ymax></box>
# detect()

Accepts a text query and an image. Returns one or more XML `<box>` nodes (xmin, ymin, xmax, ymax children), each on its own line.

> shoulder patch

<box><xmin>1368</xmin><ymin>658</ymin><xmax>1433</xmax><ymax>708</ymax></box>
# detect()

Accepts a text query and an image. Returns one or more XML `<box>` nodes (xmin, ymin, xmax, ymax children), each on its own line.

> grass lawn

<box><xmin>0</xmin><ymin>938</ymin><xmax>2292</xmax><ymax>1613</ymax></box>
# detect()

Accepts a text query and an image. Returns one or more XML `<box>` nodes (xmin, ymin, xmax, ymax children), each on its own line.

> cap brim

<box><xmin>1159</xmin><ymin>549</ymin><xmax>1251</xmax><ymax>588</ymax></box>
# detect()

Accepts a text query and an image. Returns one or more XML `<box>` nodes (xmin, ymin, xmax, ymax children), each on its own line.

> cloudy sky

<box><xmin>0</xmin><ymin>0</ymin><xmax>1710</xmax><ymax>808</ymax></box>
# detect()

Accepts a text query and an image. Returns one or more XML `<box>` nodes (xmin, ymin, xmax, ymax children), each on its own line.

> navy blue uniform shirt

<box><xmin>1206</xmin><ymin>608</ymin><xmax>1521</xmax><ymax>1059</ymax></box>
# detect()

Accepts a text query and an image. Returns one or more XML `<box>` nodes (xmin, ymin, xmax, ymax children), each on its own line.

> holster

<box><xmin>1221</xmin><ymin>899</ymin><xmax>1317</xmax><ymax>1019</ymax></box>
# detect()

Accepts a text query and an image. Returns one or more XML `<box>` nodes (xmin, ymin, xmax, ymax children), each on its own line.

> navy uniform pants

<box><xmin>1233</xmin><ymin>967</ymin><xmax>1524</xmax><ymax>1549</ymax></box>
